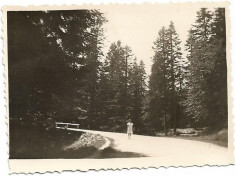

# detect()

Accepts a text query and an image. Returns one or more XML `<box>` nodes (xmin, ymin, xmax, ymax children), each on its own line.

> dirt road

<box><xmin>64</xmin><ymin>128</ymin><xmax>230</xmax><ymax>163</ymax></box>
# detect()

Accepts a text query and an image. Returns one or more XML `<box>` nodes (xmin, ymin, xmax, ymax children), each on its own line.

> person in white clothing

<box><xmin>127</xmin><ymin>119</ymin><xmax>133</xmax><ymax>139</ymax></box>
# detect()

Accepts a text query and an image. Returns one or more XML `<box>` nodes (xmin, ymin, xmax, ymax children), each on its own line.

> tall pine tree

<box><xmin>185</xmin><ymin>8</ymin><xmax>227</xmax><ymax>128</ymax></box>
<box><xmin>149</xmin><ymin>27</ymin><xmax>169</xmax><ymax>135</ymax></box>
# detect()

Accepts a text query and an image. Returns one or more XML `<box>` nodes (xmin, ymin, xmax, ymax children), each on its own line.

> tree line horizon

<box><xmin>8</xmin><ymin>8</ymin><xmax>227</xmax><ymax>136</ymax></box>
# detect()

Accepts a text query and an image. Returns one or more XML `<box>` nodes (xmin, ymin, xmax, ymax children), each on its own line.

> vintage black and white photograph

<box><xmin>5</xmin><ymin>2</ymin><xmax>234</xmax><ymax>173</ymax></box>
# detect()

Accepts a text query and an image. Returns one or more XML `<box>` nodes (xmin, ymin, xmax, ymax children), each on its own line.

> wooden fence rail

<box><xmin>56</xmin><ymin>122</ymin><xmax>80</xmax><ymax>129</ymax></box>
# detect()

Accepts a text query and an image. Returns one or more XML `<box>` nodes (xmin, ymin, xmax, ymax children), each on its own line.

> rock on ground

<box><xmin>63</xmin><ymin>133</ymin><xmax>106</xmax><ymax>150</ymax></box>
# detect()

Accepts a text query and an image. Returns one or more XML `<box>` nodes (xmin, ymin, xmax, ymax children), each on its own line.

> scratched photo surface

<box><xmin>4</xmin><ymin>3</ymin><xmax>234</xmax><ymax>173</ymax></box>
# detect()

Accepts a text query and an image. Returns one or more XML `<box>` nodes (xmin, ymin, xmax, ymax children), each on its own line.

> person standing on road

<box><xmin>127</xmin><ymin>119</ymin><xmax>133</xmax><ymax>139</ymax></box>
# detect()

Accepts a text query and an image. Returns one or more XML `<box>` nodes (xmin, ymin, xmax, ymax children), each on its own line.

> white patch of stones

<box><xmin>63</xmin><ymin>133</ymin><xmax>110</xmax><ymax>150</ymax></box>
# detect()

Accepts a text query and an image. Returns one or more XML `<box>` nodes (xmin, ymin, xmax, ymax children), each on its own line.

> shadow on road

<box><xmin>88</xmin><ymin>147</ymin><xmax>146</xmax><ymax>159</ymax></box>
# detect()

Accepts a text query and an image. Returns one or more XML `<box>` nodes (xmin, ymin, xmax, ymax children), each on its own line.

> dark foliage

<box><xmin>8</xmin><ymin>8</ymin><xmax>227</xmax><ymax>149</ymax></box>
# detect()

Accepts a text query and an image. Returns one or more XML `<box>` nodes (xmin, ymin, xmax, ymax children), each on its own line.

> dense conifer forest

<box><xmin>8</xmin><ymin>8</ymin><xmax>227</xmax><ymax>137</ymax></box>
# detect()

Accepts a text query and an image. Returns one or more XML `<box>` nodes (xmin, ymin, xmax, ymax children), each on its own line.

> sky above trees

<box><xmin>101</xmin><ymin>4</ymin><xmax>215</xmax><ymax>75</ymax></box>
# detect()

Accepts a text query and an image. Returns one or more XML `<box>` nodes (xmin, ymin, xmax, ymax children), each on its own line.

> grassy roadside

<box><xmin>165</xmin><ymin>129</ymin><xmax>228</xmax><ymax>147</ymax></box>
<box><xmin>10</xmin><ymin>125</ymin><xmax>86</xmax><ymax>159</ymax></box>
<box><xmin>10</xmin><ymin>124</ymin><xmax>146</xmax><ymax>159</ymax></box>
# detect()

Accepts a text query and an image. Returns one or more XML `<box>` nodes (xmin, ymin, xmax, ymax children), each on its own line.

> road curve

<box><xmin>64</xmin><ymin>128</ymin><xmax>231</xmax><ymax>164</ymax></box>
